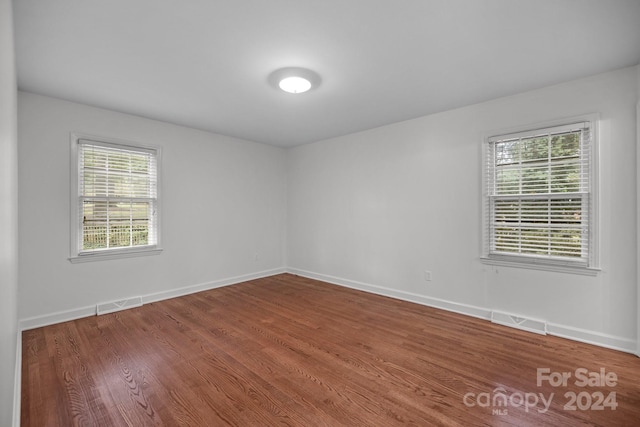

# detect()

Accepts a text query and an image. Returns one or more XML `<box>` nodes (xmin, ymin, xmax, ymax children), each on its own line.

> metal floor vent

<box><xmin>490</xmin><ymin>310</ymin><xmax>547</xmax><ymax>335</ymax></box>
<box><xmin>96</xmin><ymin>297</ymin><xmax>143</xmax><ymax>316</ymax></box>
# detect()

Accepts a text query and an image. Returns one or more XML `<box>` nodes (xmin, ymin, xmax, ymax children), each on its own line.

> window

<box><xmin>70</xmin><ymin>134</ymin><xmax>161</xmax><ymax>262</ymax></box>
<box><xmin>482</xmin><ymin>117</ymin><xmax>598</xmax><ymax>274</ymax></box>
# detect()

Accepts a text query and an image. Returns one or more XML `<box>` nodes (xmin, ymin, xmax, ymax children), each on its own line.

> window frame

<box><xmin>480</xmin><ymin>115</ymin><xmax>600</xmax><ymax>275</ymax></box>
<box><xmin>69</xmin><ymin>133</ymin><xmax>162</xmax><ymax>263</ymax></box>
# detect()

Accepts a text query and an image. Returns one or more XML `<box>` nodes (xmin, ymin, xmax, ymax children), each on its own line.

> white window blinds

<box><xmin>484</xmin><ymin>121</ymin><xmax>594</xmax><ymax>266</ymax></box>
<box><xmin>77</xmin><ymin>140</ymin><xmax>158</xmax><ymax>253</ymax></box>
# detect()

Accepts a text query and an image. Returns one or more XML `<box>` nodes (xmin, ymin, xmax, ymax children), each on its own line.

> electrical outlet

<box><xmin>424</xmin><ymin>270</ymin><xmax>432</xmax><ymax>281</ymax></box>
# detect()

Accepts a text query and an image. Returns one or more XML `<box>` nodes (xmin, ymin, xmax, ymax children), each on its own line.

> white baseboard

<box><xmin>141</xmin><ymin>267</ymin><xmax>286</xmax><ymax>304</ymax></box>
<box><xmin>287</xmin><ymin>267</ymin><xmax>638</xmax><ymax>355</ymax></box>
<box><xmin>20</xmin><ymin>305</ymin><xmax>96</xmax><ymax>331</ymax></box>
<box><xmin>547</xmin><ymin>322</ymin><xmax>636</xmax><ymax>354</ymax></box>
<box><xmin>287</xmin><ymin>268</ymin><xmax>492</xmax><ymax>320</ymax></box>
<box><xmin>19</xmin><ymin>267</ymin><xmax>286</xmax><ymax>331</ymax></box>
<box><xmin>13</xmin><ymin>330</ymin><xmax>21</xmax><ymax>427</ymax></box>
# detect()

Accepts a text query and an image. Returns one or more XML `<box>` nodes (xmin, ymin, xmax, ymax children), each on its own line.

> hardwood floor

<box><xmin>22</xmin><ymin>273</ymin><xmax>640</xmax><ymax>426</ymax></box>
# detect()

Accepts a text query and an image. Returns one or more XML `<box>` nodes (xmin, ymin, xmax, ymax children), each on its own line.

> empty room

<box><xmin>2</xmin><ymin>0</ymin><xmax>640</xmax><ymax>426</ymax></box>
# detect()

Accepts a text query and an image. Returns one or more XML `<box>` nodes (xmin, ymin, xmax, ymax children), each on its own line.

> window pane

<box><xmin>520</xmin><ymin>200</ymin><xmax>548</xmax><ymax>225</ymax></box>
<box><xmin>549</xmin><ymin>133</ymin><xmax>581</xmax><ymax>194</ymax></box>
<box><xmin>551</xmin><ymin>132</ymin><xmax>579</xmax><ymax>159</ymax></box>
<box><xmin>130</xmin><ymin>176</ymin><xmax>152</xmax><ymax>198</ymax></box>
<box><xmin>520</xmin><ymin>136</ymin><xmax>548</xmax><ymax>162</ymax></box>
<box><xmin>131</xmin><ymin>155</ymin><xmax>149</xmax><ymax>173</ymax></box>
<box><xmin>520</xmin><ymin>227</ymin><xmax>549</xmax><ymax>255</ymax></box>
<box><xmin>494</xmin><ymin>200</ymin><xmax>519</xmax><ymax>223</ymax></box>
<box><xmin>109</xmin><ymin>203</ymin><xmax>132</xmax><ymax>248</ymax></box>
<box><xmin>550</xmin><ymin>229</ymin><xmax>582</xmax><ymax>257</ymax></box>
<box><xmin>494</xmin><ymin>226</ymin><xmax>519</xmax><ymax>253</ymax></box>
<box><xmin>82</xmin><ymin>201</ymin><xmax>108</xmax><ymax>250</ymax></box>
<box><xmin>549</xmin><ymin>198</ymin><xmax>582</xmax><ymax>225</ymax></box>
<box><xmin>107</xmin><ymin>151</ymin><xmax>131</xmax><ymax>172</ymax></box>
<box><xmin>496</xmin><ymin>139</ymin><xmax>519</xmax><ymax>165</ymax></box>
<box><xmin>550</xmin><ymin>162</ymin><xmax>579</xmax><ymax>193</ymax></box>
<box><xmin>496</xmin><ymin>167</ymin><xmax>520</xmax><ymax>195</ymax></box>
<box><xmin>131</xmin><ymin>203</ymin><xmax>150</xmax><ymax>246</ymax></box>
<box><xmin>521</xmin><ymin>164</ymin><xmax>548</xmax><ymax>194</ymax></box>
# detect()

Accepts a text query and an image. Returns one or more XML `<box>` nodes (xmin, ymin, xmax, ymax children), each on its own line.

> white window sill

<box><xmin>69</xmin><ymin>247</ymin><xmax>163</xmax><ymax>263</ymax></box>
<box><xmin>480</xmin><ymin>256</ymin><xmax>600</xmax><ymax>276</ymax></box>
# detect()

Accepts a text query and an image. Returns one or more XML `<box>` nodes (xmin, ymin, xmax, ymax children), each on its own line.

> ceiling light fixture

<box><xmin>269</xmin><ymin>67</ymin><xmax>321</xmax><ymax>94</ymax></box>
<box><xmin>279</xmin><ymin>76</ymin><xmax>312</xmax><ymax>94</ymax></box>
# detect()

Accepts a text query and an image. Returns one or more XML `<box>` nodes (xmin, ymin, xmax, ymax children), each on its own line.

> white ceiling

<box><xmin>13</xmin><ymin>0</ymin><xmax>640</xmax><ymax>147</ymax></box>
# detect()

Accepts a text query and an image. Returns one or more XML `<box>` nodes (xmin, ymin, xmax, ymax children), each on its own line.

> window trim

<box><xmin>480</xmin><ymin>114</ymin><xmax>600</xmax><ymax>275</ymax></box>
<box><xmin>69</xmin><ymin>132</ymin><xmax>163</xmax><ymax>263</ymax></box>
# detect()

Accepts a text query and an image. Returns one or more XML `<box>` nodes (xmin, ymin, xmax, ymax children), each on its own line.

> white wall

<box><xmin>0</xmin><ymin>0</ymin><xmax>19</xmax><ymax>424</ymax></box>
<box><xmin>287</xmin><ymin>66</ymin><xmax>639</xmax><ymax>352</ymax></box>
<box><xmin>18</xmin><ymin>92</ymin><xmax>286</xmax><ymax>323</ymax></box>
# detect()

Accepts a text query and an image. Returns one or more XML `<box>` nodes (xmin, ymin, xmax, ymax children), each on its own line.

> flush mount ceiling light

<box><xmin>268</xmin><ymin>67</ymin><xmax>321</xmax><ymax>94</ymax></box>
<box><xmin>279</xmin><ymin>76</ymin><xmax>311</xmax><ymax>94</ymax></box>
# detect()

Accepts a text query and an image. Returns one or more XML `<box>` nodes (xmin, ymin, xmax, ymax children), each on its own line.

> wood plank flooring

<box><xmin>22</xmin><ymin>273</ymin><xmax>640</xmax><ymax>426</ymax></box>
